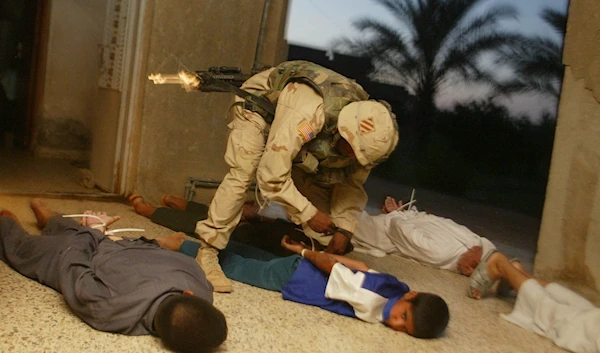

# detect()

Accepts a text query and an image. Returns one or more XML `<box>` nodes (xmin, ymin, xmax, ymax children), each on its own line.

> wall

<box><xmin>35</xmin><ymin>0</ymin><xmax>108</xmax><ymax>160</ymax></box>
<box><xmin>536</xmin><ymin>0</ymin><xmax>600</xmax><ymax>294</ymax></box>
<box><xmin>133</xmin><ymin>0</ymin><xmax>289</xmax><ymax>204</ymax></box>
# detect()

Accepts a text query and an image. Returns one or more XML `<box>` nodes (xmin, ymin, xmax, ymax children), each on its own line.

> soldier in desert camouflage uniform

<box><xmin>195</xmin><ymin>60</ymin><xmax>399</xmax><ymax>292</ymax></box>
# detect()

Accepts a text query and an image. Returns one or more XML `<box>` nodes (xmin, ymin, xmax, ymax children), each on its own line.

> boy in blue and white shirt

<box><xmin>171</xmin><ymin>234</ymin><xmax>449</xmax><ymax>339</ymax></box>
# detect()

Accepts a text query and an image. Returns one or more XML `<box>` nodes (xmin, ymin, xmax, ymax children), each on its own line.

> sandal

<box><xmin>467</xmin><ymin>249</ymin><xmax>498</xmax><ymax>299</ymax></box>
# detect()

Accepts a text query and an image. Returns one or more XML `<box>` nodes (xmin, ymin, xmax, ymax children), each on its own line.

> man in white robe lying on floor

<box><xmin>352</xmin><ymin>196</ymin><xmax>496</xmax><ymax>276</ymax></box>
<box><xmin>467</xmin><ymin>249</ymin><xmax>600</xmax><ymax>353</ymax></box>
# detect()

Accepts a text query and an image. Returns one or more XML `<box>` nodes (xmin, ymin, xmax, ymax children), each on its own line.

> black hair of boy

<box><xmin>410</xmin><ymin>293</ymin><xmax>450</xmax><ymax>339</ymax></box>
<box><xmin>154</xmin><ymin>294</ymin><xmax>228</xmax><ymax>353</ymax></box>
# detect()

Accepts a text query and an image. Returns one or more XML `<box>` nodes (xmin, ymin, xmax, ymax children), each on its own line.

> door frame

<box><xmin>26</xmin><ymin>0</ymin><xmax>50</xmax><ymax>149</ymax></box>
<box><xmin>109</xmin><ymin>0</ymin><xmax>149</xmax><ymax>195</ymax></box>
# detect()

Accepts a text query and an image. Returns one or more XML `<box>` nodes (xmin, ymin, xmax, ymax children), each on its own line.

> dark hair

<box><xmin>409</xmin><ymin>293</ymin><xmax>449</xmax><ymax>339</ymax></box>
<box><xmin>154</xmin><ymin>294</ymin><xmax>227</xmax><ymax>353</ymax></box>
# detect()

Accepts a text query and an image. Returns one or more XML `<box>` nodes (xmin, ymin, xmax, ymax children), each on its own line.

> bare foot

<box><xmin>496</xmin><ymin>260</ymin><xmax>522</xmax><ymax>297</ymax></box>
<box><xmin>31</xmin><ymin>198</ymin><xmax>58</xmax><ymax>229</ymax></box>
<box><xmin>161</xmin><ymin>195</ymin><xmax>188</xmax><ymax>211</ymax></box>
<box><xmin>381</xmin><ymin>196</ymin><xmax>402</xmax><ymax>214</ymax></box>
<box><xmin>129</xmin><ymin>195</ymin><xmax>158</xmax><ymax>218</ymax></box>
<box><xmin>156</xmin><ymin>232</ymin><xmax>186</xmax><ymax>251</ymax></box>
<box><xmin>0</xmin><ymin>209</ymin><xmax>20</xmax><ymax>223</ymax></box>
<box><xmin>511</xmin><ymin>259</ymin><xmax>525</xmax><ymax>273</ymax></box>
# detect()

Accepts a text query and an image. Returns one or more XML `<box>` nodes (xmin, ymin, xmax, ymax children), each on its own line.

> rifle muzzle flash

<box><xmin>147</xmin><ymin>70</ymin><xmax>200</xmax><ymax>92</ymax></box>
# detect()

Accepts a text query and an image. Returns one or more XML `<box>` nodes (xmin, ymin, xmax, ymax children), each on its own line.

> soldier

<box><xmin>194</xmin><ymin>60</ymin><xmax>399</xmax><ymax>292</ymax></box>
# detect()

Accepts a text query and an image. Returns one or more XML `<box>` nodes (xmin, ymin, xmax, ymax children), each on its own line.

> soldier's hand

<box><xmin>306</xmin><ymin>210</ymin><xmax>335</xmax><ymax>234</ymax></box>
<box><xmin>324</xmin><ymin>232</ymin><xmax>350</xmax><ymax>255</ymax></box>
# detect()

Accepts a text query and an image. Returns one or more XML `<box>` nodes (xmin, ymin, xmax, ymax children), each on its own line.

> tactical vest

<box><xmin>261</xmin><ymin>60</ymin><xmax>369</xmax><ymax>134</ymax></box>
<box><xmin>245</xmin><ymin>61</ymin><xmax>370</xmax><ymax>185</ymax></box>
<box><xmin>293</xmin><ymin>134</ymin><xmax>357</xmax><ymax>185</ymax></box>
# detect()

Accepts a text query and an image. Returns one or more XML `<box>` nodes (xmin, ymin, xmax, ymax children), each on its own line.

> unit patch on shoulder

<box><xmin>298</xmin><ymin>120</ymin><xmax>316</xmax><ymax>143</ymax></box>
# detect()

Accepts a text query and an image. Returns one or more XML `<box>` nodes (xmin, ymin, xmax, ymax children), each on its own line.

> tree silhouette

<box><xmin>332</xmin><ymin>0</ymin><xmax>522</xmax><ymax>156</ymax></box>
<box><xmin>495</xmin><ymin>7</ymin><xmax>567</xmax><ymax>98</ymax></box>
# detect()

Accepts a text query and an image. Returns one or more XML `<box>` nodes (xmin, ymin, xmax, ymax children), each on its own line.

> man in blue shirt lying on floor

<box><xmin>128</xmin><ymin>194</ymin><xmax>449</xmax><ymax>338</ymax></box>
<box><xmin>156</xmin><ymin>232</ymin><xmax>450</xmax><ymax>339</ymax></box>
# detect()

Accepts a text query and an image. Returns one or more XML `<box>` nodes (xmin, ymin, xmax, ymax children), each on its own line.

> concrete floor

<box><xmin>0</xmin><ymin>151</ymin><xmax>574</xmax><ymax>353</ymax></box>
<box><xmin>0</xmin><ymin>149</ymin><xmax>103</xmax><ymax>195</ymax></box>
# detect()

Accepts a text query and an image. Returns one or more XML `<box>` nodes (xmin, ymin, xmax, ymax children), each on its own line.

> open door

<box><xmin>0</xmin><ymin>0</ymin><xmax>44</xmax><ymax>149</ymax></box>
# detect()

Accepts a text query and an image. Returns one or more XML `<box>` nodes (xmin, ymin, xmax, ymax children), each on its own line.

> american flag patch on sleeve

<box><xmin>298</xmin><ymin>121</ymin><xmax>316</xmax><ymax>143</ymax></box>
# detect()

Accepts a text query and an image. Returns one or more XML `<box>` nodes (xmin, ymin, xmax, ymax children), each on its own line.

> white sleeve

<box><xmin>352</xmin><ymin>212</ymin><xmax>397</xmax><ymax>254</ymax></box>
<box><xmin>325</xmin><ymin>263</ymin><xmax>387</xmax><ymax>323</ymax></box>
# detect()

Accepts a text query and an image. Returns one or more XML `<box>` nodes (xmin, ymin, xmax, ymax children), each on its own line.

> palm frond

<box><xmin>439</xmin><ymin>32</ymin><xmax>523</xmax><ymax>79</ymax></box>
<box><xmin>495</xmin><ymin>77</ymin><xmax>561</xmax><ymax>98</ymax></box>
<box><xmin>350</xmin><ymin>18</ymin><xmax>416</xmax><ymax>59</ymax></box>
<box><xmin>374</xmin><ymin>0</ymin><xmax>420</xmax><ymax>39</ymax></box>
<box><xmin>331</xmin><ymin>0</ymin><xmax>529</xmax><ymax>106</ymax></box>
<box><xmin>541</xmin><ymin>7</ymin><xmax>567</xmax><ymax>36</ymax></box>
<box><xmin>494</xmin><ymin>36</ymin><xmax>564</xmax><ymax>83</ymax></box>
<box><xmin>437</xmin><ymin>4</ymin><xmax>517</xmax><ymax>66</ymax></box>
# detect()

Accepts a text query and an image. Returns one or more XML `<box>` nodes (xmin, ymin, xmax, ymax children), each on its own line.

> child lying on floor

<box><xmin>156</xmin><ymin>232</ymin><xmax>450</xmax><ymax>339</ymax></box>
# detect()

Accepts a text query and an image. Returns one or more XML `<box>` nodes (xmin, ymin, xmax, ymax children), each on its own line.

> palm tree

<box><xmin>495</xmin><ymin>8</ymin><xmax>567</xmax><ymax>99</ymax></box>
<box><xmin>332</xmin><ymin>0</ymin><xmax>522</xmax><ymax>155</ymax></box>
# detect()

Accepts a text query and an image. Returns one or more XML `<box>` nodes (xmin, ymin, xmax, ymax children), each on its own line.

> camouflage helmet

<box><xmin>337</xmin><ymin>100</ymin><xmax>399</xmax><ymax>168</ymax></box>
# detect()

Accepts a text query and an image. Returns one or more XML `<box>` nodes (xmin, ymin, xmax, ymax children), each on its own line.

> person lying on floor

<box><xmin>0</xmin><ymin>200</ymin><xmax>227</xmax><ymax>353</ymax></box>
<box><xmin>129</xmin><ymin>194</ymin><xmax>323</xmax><ymax>258</ymax></box>
<box><xmin>154</xmin><ymin>232</ymin><xmax>450</xmax><ymax>339</ymax></box>
<box><xmin>353</xmin><ymin>196</ymin><xmax>506</xmax><ymax>277</ymax></box>
<box><xmin>131</xmin><ymin>194</ymin><xmax>521</xmax><ymax>280</ymax></box>
<box><xmin>467</xmin><ymin>248</ymin><xmax>600</xmax><ymax>353</ymax></box>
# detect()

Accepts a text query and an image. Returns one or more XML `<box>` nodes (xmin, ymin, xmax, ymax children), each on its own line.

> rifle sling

<box><xmin>211</xmin><ymin>79</ymin><xmax>275</xmax><ymax>123</ymax></box>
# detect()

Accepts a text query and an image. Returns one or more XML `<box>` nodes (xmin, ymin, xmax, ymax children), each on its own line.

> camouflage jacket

<box><xmin>263</xmin><ymin>60</ymin><xmax>369</xmax><ymax>134</ymax></box>
<box><xmin>261</xmin><ymin>61</ymin><xmax>369</xmax><ymax>183</ymax></box>
<box><xmin>246</xmin><ymin>74</ymin><xmax>369</xmax><ymax>231</ymax></box>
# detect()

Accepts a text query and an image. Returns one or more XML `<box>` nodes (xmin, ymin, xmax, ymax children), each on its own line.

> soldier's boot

<box><xmin>196</xmin><ymin>240</ymin><xmax>232</xmax><ymax>293</ymax></box>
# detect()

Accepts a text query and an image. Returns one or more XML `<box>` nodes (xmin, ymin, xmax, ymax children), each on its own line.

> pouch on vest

<box><xmin>314</xmin><ymin>167</ymin><xmax>348</xmax><ymax>185</ymax></box>
<box><xmin>293</xmin><ymin>151</ymin><xmax>319</xmax><ymax>173</ymax></box>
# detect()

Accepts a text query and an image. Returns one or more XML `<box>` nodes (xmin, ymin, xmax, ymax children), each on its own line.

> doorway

<box><xmin>0</xmin><ymin>0</ymin><xmax>143</xmax><ymax>197</ymax></box>
<box><xmin>0</xmin><ymin>0</ymin><xmax>100</xmax><ymax>196</ymax></box>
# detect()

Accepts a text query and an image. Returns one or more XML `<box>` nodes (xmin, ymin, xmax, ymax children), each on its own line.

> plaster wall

<box><xmin>134</xmin><ymin>0</ymin><xmax>288</xmax><ymax>204</ymax></box>
<box><xmin>536</xmin><ymin>0</ymin><xmax>600</xmax><ymax>293</ymax></box>
<box><xmin>35</xmin><ymin>0</ymin><xmax>107</xmax><ymax>160</ymax></box>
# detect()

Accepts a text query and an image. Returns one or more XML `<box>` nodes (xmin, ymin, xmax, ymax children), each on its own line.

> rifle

<box><xmin>148</xmin><ymin>66</ymin><xmax>275</xmax><ymax>122</ymax></box>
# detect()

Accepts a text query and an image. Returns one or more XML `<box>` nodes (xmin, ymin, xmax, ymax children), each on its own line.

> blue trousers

<box><xmin>179</xmin><ymin>240</ymin><xmax>301</xmax><ymax>292</ymax></box>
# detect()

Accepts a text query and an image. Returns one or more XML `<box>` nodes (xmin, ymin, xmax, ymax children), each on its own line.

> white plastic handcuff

<box><xmin>62</xmin><ymin>214</ymin><xmax>145</xmax><ymax>236</ymax></box>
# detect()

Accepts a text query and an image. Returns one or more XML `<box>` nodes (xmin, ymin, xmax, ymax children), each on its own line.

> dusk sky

<box><xmin>285</xmin><ymin>0</ymin><xmax>570</xmax><ymax>121</ymax></box>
